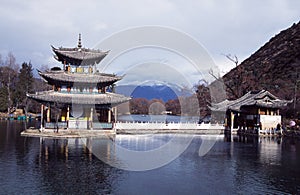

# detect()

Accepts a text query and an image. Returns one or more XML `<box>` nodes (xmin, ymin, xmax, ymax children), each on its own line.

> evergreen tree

<box><xmin>0</xmin><ymin>87</ymin><xmax>8</xmax><ymax>112</ymax></box>
<box><xmin>14</xmin><ymin>62</ymin><xmax>34</xmax><ymax>115</ymax></box>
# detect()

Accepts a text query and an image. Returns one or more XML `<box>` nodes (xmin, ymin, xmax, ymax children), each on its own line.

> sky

<box><xmin>0</xmin><ymin>0</ymin><xmax>299</xmax><ymax>87</ymax></box>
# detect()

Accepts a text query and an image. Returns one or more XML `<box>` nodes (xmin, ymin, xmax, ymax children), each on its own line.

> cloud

<box><xmin>0</xmin><ymin>0</ymin><xmax>299</xmax><ymax>85</ymax></box>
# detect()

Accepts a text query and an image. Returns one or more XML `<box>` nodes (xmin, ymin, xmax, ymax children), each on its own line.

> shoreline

<box><xmin>116</xmin><ymin>129</ymin><xmax>224</xmax><ymax>135</ymax></box>
<box><xmin>21</xmin><ymin>128</ymin><xmax>299</xmax><ymax>139</ymax></box>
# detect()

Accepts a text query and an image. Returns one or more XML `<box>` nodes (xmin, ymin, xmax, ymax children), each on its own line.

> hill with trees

<box><xmin>222</xmin><ymin>21</ymin><xmax>300</xmax><ymax>103</ymax></box>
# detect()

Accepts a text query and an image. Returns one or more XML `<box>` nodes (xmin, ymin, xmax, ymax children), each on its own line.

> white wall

<box><xmin>259</xmin><ymin>115</ymin><xmax>281</xmax><ymax>130</ymax></box>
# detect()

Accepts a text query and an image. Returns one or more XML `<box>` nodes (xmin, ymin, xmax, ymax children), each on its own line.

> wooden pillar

<box><xmin>90</xmin><ymin>108</ymin><xmax>93</xmax><ymax>130</ymax></box>
<box><xmin>108</xmin><ymin>109</ymin><xmax>111</xmax><ymax>123</ymax></box>
<box><xmin>66</xmin><ymin>106</ymin><xmax>70</xmax><ymax>129</ymax></box>
<box><xmin>230</xmin><ymin>111</ymin><xmax>234</xmax><ymax>131</ymax></box>
<box><xmin>40</xmin><ymin>104</ymin><xmax>44</xmax><ymax>130</ymax></box>
<box><xmin>113</xmin><ymin>107</ymin><xmax>117</xmax><ymax>122</ymax></box>
<box><xmin>47</xmin><ymin>107</ymin><xmax>50</xmax><ymax>123</ymax></box>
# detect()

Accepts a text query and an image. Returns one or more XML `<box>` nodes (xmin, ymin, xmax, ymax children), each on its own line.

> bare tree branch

<box><xmin>209</xmin><ymin>67</ymin><xmax>239</xmax><ymax>99</ymax></box>
<box><xmin>208</xmin><ymin>69</ymin><xmax>220</xmax><ymax>81</ymax></box>
<box><xmin>223</xmin><ymin>54</ymin><xmax>238</xmax><ymax>66</ymax></box>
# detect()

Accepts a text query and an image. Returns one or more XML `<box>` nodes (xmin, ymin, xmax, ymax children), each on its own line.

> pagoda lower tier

<box><xmin>28</xmin><ymin>91</ymin><xmax>130</xmax><ymax>105</ymax></box>
<box><xmin>27</xmin><ymin>91</ymin><xmax>130</xmax><ymax>130</ymax></box>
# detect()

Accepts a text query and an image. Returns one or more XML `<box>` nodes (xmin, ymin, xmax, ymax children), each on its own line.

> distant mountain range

<box><xmin>115</xmin><ymin>84</ymin><xmax>192</xmax><ymax>102</ymax></box>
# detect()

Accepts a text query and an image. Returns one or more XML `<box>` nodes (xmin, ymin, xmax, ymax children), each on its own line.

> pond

<box><xmin>0</xmin><ymin>121</ymin><xmax>300</xmax><ymax>194</ymax></box>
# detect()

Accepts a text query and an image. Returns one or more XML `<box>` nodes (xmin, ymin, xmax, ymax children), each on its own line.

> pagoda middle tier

<box><xmin>38</xmin><ymin>69</ymin><xmax>122</xmax><ymax>86</ymax></box>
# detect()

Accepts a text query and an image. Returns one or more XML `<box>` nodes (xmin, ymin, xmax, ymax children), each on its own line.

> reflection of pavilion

<box><xmin>27</xmin><ymin>34</ymin><xmax>130</xmax><ymax>130</ymax></box>
<box><xmin>211</xmin><ymin>90</ymin><xmax>291</xmax><ymax>133</ymax></box>
<box><xmin>38</xmin><ymin>137</ymin><xmax>115</xmax><ymax>162</ymax></box>
<box><xmin>37</xmin><ymin>137</ymin><xmax>119</xmax><ymax>193</ymax></box>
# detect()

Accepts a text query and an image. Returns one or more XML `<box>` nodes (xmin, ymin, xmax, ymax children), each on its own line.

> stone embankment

<box><xmin>21</xmin><ymin>122</ymin><xmax>225</xmax><ymax>138</ymax></box>
<box><xmin>21</xmin><ymin>129</ymin><xmax>115</xmax><ymax>138</ymax></box>
<box><xmin>115</xmin><ymin>122</ymin><xmax>224</xmax><ymax>135</ymax></box>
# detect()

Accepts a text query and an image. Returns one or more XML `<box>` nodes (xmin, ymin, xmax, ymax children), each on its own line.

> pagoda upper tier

<box><xmin>52</xmin><ymin>34</ymin><xmax>109</xmax><ymax>66</ymax></box>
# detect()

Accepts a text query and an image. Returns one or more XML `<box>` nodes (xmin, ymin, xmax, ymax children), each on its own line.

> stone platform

<box><xmin>21</xmin><ymin>129</ymin><xmax>115</xmax><ymax>138</ymax></box>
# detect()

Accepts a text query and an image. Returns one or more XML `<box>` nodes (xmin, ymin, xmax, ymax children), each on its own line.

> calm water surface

<box><xmin>0</xmin><ymin>121</ymin><xmax>300</xmax><ymax>194</ymax></box>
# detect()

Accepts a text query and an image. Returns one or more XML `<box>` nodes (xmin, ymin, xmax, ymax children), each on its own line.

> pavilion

<box><xmin>210</xmin><ymin>90</ymin><xmax>292</xmax><ymax>132</ymax></box>
<box><xmin>27</xmin><ymin>34</ymin><xmax>130</xmax><ymax>130</ymax></box>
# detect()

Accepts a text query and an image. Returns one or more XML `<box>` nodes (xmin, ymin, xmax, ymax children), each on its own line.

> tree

<box><xmin>149</xmin><ymin>99</ymin><xmax>165</xmax><ymax>115</ymax></box>
<box><xmin>194</xmin><ymin>79</ymin><xmax>211</xmax><ymax>117</ymax></box>
<box><xmin>0</xmin><ymin>52</ymin><xmax>19</xmax><ymax>113</ymax></box>
<box><xmin>0</xmin><ymin>87</ymin><xmax>8</xmax><ymax>112</ymax></box>
<box><xmin>5</xmin><ymin>52</ymin><xmax>19</xmax><ymax>71</ymax></box>
<box><xmin>165</xmin><ymin>99</ymin><xmax>181</xmax><ymax>115</ymax></box>
<box><xmin>14</xmin><ymin>62</ymin><xmax>34</xmax><ymax>116</ymax></box>
<box><xmin>209</xmin><ymin>54</ymin><xmax>244</xmax><ymax>99</ymax></box>
<box><xmin>129</xmin><ymin>98</ymin><xmax>149</xmax><ymax>114</ymax></box>
<box><xmin>0</xmin><ymin>66</ymin><xmax>18</xmax><ymax>113</ymax></box>
<box><xmin>0</xmin><ymin>54</ymin><xmax>4</xmax><ymax>66</ymax></box>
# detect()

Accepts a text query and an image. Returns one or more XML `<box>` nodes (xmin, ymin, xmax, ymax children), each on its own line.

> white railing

<box><xmin>115</xmin><ymin>121</ymin><xmax>224</xmax><ymax>130</ymax></box>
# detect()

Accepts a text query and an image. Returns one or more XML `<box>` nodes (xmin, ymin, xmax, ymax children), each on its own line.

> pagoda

<box><xmin>27</xmin><ymin>34</ymin><xmax>130</xmax><ymax>130</ymax></box>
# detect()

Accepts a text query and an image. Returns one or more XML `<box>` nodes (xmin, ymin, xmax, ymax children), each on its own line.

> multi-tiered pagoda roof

<box><xmin>27</xmin><ymin>34</ymin><xmax>130</xmax><ymax>106</ymax></box>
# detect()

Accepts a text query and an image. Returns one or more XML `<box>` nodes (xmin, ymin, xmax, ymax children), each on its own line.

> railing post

<box><xmin>40</xmin><ymin>104</ymin><xmax>44</xmax><ymax>131</ymax></box>
<box><xmin>66</xmin><ymin>106</ymin><xmax>70</xmax><ymax>129</ymax></box>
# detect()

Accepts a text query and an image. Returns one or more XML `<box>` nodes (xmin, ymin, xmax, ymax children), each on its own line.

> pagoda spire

<box><xmin>78</xmin><ymin>33</ymin><xmax>82</xmax><ymax>48</ymax></box>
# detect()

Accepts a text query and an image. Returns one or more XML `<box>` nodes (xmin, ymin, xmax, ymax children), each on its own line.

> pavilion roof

<box><xmin>210</xmin><ymin>90</ymin><xmax>292</xmax><ymax>112</ymax></box>
<box><xmin>27</xmin><ymin>90</ymin><xmax>131</xmax><ymax>106</ymax></box>
<box><xmin>52</xmin><ymin>34</ymin><xmax>109</xmax><ymax>66</ymax></box>
<box><xmin>52</xmin><ymin>46</ymin><xmax>109</xmax><ymax>66</ymax></box>
<box><xmin>38</xmin><ymin>70</ymin><xmax>122</xmax><ymax>85</ymax></box>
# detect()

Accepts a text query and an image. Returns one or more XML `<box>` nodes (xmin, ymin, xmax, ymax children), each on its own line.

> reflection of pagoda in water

<box><xmin>27</xmin><ymin>34</ymin><xmax>130</xmax><ymax>130</ymax></box>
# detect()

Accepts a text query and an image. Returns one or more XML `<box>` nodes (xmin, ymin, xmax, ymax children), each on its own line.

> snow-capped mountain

<box><xmin>115</xmin><ymin>83</ymin><xmax>193</xmax><ymax>102</ymax></box>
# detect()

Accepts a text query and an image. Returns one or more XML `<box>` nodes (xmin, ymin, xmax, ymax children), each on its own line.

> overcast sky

<box><xmin>0</xmin><ymin>0</ymin><xmax>299</xmax><ymax>86</ymax></box>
